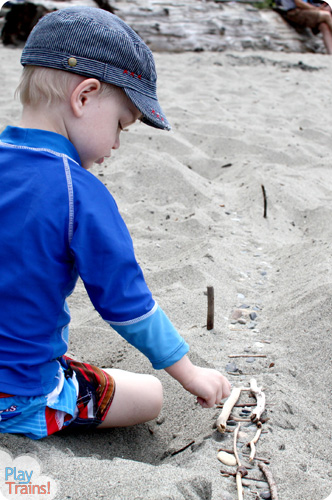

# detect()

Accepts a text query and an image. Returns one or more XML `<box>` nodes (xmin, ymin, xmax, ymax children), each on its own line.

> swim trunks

<box><xmin>0</xmin><ymin>357</ymin><xmax>115</xmax><ymax>439</ymax></box>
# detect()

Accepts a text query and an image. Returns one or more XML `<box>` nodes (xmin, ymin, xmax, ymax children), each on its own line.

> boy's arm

<box><xmin>165</xmin><ymin>355</ymin><xmax>231</xmax><ymax>408</ymax></box>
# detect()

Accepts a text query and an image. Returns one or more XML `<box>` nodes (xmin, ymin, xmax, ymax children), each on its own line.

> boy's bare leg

<box><xmin>319</xmin><ymin>22</ymin><xmax>332</xmax><ymax>54</ymax></box>
<box><xmin>318</xmin><ymin>10</ymin><xmax>332</xmax><ymax>32</ymax></box>
<box><xmin>97</xmin><ymin>369</ymin><xmax>163</xmax><ymax>428</ymax></box>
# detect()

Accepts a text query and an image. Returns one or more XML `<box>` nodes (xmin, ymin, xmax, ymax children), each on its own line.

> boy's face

<box><xmin>69</xmin><ymin>86</ymin><xmax>141</xmax><ymax>169</ymax></box>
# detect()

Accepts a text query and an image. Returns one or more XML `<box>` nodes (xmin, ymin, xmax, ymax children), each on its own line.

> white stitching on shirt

<box><xmin>106</xmin><ymin>302</ymin><xmax>158</xmax><ymax>326</ymax></box>
<box><xmin>62</xmin><ymin>156</ymin><xmax>74</xmax><ymax>244</ymax></box>
<box><xmin>0</xmin><ymin>140</ymin><xmax>80</xmax><ymax>165</ymax></box>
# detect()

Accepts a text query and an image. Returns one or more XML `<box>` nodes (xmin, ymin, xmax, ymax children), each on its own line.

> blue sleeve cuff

<box><xmin>108</xmin><ymin>304</ymin><xmax>189</xmax><ymax>369</ymax></box>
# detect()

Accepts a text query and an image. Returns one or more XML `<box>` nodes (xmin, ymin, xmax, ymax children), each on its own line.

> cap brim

<box><xmin>123</xmin><ymin>87</ymin><xmax>171</xmax><ymax>131</ymax></box>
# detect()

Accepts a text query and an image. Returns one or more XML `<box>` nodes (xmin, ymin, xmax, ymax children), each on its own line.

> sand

<box><xmin>1</xmin><ymin>41</ymin><xmax>332</xmax><ymax>500</ymax></box>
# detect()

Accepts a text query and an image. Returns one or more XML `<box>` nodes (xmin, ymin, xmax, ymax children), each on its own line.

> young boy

<box><xmin>0</xmin><ymin>6</ymin><xmax>230</xmax><ymax>439</ymax></box>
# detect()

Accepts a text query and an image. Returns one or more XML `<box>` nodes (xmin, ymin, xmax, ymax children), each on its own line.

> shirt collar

<box><xmin>0</xmin><ymin>126</ymin><xmax>81</xmax><ymax>165</ymax></box>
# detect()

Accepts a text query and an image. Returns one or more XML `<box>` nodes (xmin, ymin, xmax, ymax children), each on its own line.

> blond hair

<box><xmin>16</xmin><ymin>66</ymin><xmax>121</xmax><ymax>106</ymax></box>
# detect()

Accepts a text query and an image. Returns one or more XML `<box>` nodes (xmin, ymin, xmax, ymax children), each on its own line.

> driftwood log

<box><xmin>119</xmin><ymin>0</ymin><xmax>326</xmax><ymax>54</ymax></box>
<box><xmin>1</xmin><ymin>0</ymin><xmax>327</xmax><ymax>54</ymax></box>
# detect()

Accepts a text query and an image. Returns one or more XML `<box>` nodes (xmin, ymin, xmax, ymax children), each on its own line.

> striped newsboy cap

<box><xmin>20</xmin><ymin>6</ymin><xmax>170</xmax><ymax>130</ymax></box>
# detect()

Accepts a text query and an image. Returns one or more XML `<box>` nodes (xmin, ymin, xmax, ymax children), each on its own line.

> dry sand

<box><xmin>1</xmin><ymin>42</ymin><xmax>332</xmax><ymax>500</ymax></box>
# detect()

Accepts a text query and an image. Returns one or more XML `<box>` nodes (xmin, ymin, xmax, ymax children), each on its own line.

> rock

<box><xmin>231</xmin><ymin>309</ymin><xmax>243</xmax><ymax>321</ymax></box>
<box><xmin>226</xmin><ymin>361</ymin><xmax>239</xmax><ymax>373</ymax></box>
<box><xmin>260</xmin><ymin>491</ymin><xmax>272</xmax><ymax>499</ymax></box>
<box><xmin>217</xmin><ymin>450</ymin><xmax>237</xmax><ymax>466</ymax></box>
<box><xmin>249</xmin><ymin>312</ymin><xmax>257</xmax><ymax>320</ymax></box>
<box><xmin>246</xmin><ymin>357</ymin><xmax>256</xmax><ymax>363</ymax></box>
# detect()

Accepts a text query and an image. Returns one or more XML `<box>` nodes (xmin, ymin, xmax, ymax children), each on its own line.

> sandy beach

<box><xmin>1</xmin><ymin>30</ymin><xmax>332</xmax><ymax>500</ymax></box>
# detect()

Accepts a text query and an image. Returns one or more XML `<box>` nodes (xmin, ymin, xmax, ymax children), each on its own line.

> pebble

<box><xmin>260</xmin><ymin>491</ymin><xmax>272</xmax><ymax>499</ymax></box>
<box><xmin>237</xmin><ymin>293</ymin><xmax>245</xmax><ymax>299</ymax></box>
<box><xmin>247</xmin><ymin>322</ymin><xmax>256</xmax><ymax>329</ymax></box>
<box><xmin>226</xmin><ymin>361</ymin><xmax>239</xmax><ymax>373</ymax></box>
<box><xmin>249</xmin><ymin>312</ymin><xmax>257</xmax><ymax>320</ymax></box>
<box><xmin>246</xmin><ymin>357</ymin><xmax>256</xmax><ymax>363</ymax></box>
<box><xmin>231</xmin><ymin>309</ymin><xmax>243</xmax><ymax>322</ymax></box>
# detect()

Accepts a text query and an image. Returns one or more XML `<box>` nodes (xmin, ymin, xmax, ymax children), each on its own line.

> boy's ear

<box><xmin>70</xmin><ymin>78</ymin><xmax>101</xmax><ymax>118</ymax></box>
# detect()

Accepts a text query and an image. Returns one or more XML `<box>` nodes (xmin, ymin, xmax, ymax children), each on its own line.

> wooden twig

<box><xmin>250</xmin><ymin>378</ymin><xmax>266</xmax><ymax>423</ymax></box>
<box><xmin>216</xmin><ymin>387</ymin><xmax>242</xmax><ymax>433</ymax></box>
<box><xmin>231</xmin><ymin>416</ymin><xmax>251</xmax><ymax>422</ymax></box>
<box><xmin>258</xmin><ymin>463</ymin><xmax>279</xmax><ymax>500</ymax></box>
<box><xmin>228</xmin><ymin>354</ymin><xmax>267</xmax><ymax>358</ymax></box>
<box><xmin>233</xmin><ymin>423</ymin><xmax>241</xmax><ymax>466</ymax></box>
<box><xmin>207</xmin><ymin>286</ymin><xmax>214</xmax><ymax>330</ymax></box>
<box><xmin>261</xmin><ymin>184</ymin><xmax>267</xmax><ymax>218</ymax></box>
<box><xmin>217</xmin><ymin>402</ymin><xmax>257</xmax><ymax>409</ymax></box>
<box><xmin>233</xmin><ymin>424</ymin><xmax>248</xmax><ymax>500</ymax></box>
<box><xmin>242</xmin><ymin>452</ymin><xmax>270</xmax><ymax>464</ymax></box>
<box><xmin>234</xmin><ymin>424</ymin><xmax>243</xmax><ymax>500</ymax></box>
<box><xmin>247</xmin><ymin>422</ymin><xmax>262</xmax><ymax>461</ymax></box>
<box><xmin>170</xmin><ymin>440</ymin><xmax>195</xmax><ymax>456</ymax></box>
<box><xmin>220</xmin><ymin>470</ymin><xmax>268</xmax><ymax>482</ymax></box>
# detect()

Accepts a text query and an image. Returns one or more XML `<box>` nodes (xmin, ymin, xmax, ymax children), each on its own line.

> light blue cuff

<box><xmin>109</xmin><ymin>305</ymin><xmax>189</xmax><ymax>369</ymax></box>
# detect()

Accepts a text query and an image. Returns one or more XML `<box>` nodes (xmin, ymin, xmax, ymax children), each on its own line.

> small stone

<box><xmin>231</xmin><ymin>309</ymin><xmax>243</xmax><ymax>321</ymax></box>
<box><xmin>249</xmin><ymin>312</ymin><xmax>257</xmax><ymax>320</ymax></box>
<box><xmin>246</xmin><ymin>357</ymin><xmax>256</xmax><ymax>363</ymax></box>
<box><xmin>238</xmin><ymin>318</ymin><xmax>247</xmax><ymax>325</ymax></box>
<box><xmin>260</xmin><ymin>491</ymin><xmax>272</xmax><ymax>499</ymax></box>
<box><xmin>237</xmin><ymin>293</ymin><xmax>245</xmax><ymax>299</ymax></box>
<box><xmin>247</xmin><ymin>322</ymin><xmax>256</xmax><ymax>329</ymax></box>
<box><xmin>226</xmin><ymin>362</ymin><xmax>239</xmax><ymax>373</ymax></box>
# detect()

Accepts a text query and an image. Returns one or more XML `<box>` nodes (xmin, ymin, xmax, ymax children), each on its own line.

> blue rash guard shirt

<box><xmin>0</xmin><ymin>126</ymin><xmax>189</xmax><ymax>396</ymax></box>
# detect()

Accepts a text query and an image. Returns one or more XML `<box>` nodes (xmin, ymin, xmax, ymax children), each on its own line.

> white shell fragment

<box><xmin>217</xmin><ymin>451</ymin><xmax>237</xmax><ymax>466</ymax></box>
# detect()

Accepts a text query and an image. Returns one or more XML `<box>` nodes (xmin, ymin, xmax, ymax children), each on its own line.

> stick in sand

<box><xmin>261</xmin><ymin>184</ymin><xmax>267</xmax><ymax>218</ymax></box>
<box><xmin>207</xmin><ymin>286</ymin><xmax>214</xmax><ymax>330</ymax></box>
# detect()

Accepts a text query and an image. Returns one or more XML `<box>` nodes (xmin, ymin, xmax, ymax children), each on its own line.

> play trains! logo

<box><xmin>0</xmin><ymin>450</ymin><xmax>57</xmax><ymax>499</ymax></box>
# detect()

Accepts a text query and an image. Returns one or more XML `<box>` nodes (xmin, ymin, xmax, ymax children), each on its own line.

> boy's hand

<box><xmin>165</xmin><ymin>355</ymin><xmax>231</xmax><ymax>408</ymax></box>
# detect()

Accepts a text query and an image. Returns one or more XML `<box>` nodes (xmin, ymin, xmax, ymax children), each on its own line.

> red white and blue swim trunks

<box><xmin>0</xmin><ymin>357</ymin><xmax>116</xmax><ymax>440</ymax></box>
